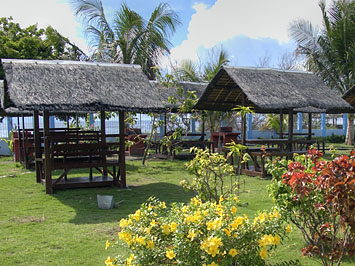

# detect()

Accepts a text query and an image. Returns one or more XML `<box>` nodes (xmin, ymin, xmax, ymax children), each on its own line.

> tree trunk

<box><xmin>345</xmin><ymin>113</ymin><xmax>354</xmax><ymax>146</ymax></box>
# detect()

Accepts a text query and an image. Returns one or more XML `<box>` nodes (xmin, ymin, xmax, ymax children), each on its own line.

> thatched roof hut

<box><xmin>343</xmin><ymin>85</ymin><xmax>355</xmax><ymax>110</ymax></box>
<box><xmin>1</xmin><ymin>59</ymin><xmax>165</xmax><ymax>113</ymax></box>
<box><xmin>195</xmin><ymin>66</ymin><xmax>352</xmax><ymax>113</ymax></box>
<box><xmin>151</xmin><ymin>80</ymin><xmax>207</xmax><ymax>111</ymax></box>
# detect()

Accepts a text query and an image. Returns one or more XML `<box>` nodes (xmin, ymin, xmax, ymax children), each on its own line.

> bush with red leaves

<box><xmin>268</xmin><ymin>149</ymin><xmax>354</xmax><ymax>266</ymax></box>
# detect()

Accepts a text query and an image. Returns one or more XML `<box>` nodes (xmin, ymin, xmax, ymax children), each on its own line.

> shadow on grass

<box><xmin>52</xmin><ymin>182</ymin><xmax>194</xmax><ymax>225</ymax></box>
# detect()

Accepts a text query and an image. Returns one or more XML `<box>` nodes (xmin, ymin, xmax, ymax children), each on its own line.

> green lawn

<box><xmin>0</xmin><ymin>147</ymin><xmax>354</xmax><ymax>266</ymax></box>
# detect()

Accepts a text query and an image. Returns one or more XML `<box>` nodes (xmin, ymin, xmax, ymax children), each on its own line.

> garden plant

<box><xmin>267</xmin><ymin>149</ymin><xmax>355</xmax><ymax>266</ymax></box>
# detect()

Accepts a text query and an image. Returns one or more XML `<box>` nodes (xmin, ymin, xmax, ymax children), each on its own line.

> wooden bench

<box><xmin>242</xmin><ymin>150</ymin><xmax>307</xmax><ymax>178</ymax></box>
<box><xmin>41</xmin><ymin>133</ymin><xmax>121</xmax><ymax>191</ymax></box>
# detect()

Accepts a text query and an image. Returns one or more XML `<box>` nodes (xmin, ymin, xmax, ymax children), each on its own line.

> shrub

<box><xmin>105</xmin><ymin>196</ymin><xmax>289</xmax><ymax>266</ymax></box>
<box><xmin>182</xmin><ymin>148</ymin><xmax>237</xmax><ymax>202</ymax></box>
<box><xmin>267</xmin><ymin>149</ymin><xmax>355</xmax><ymax>266</ymax></box>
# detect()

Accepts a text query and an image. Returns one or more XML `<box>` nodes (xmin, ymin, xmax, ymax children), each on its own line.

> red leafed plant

<box><xmin>268</xmin><ymin>148</ymin><xmax>354</xmax><ymax>266</ymax></box>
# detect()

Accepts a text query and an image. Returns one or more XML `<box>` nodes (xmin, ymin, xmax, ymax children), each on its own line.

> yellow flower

<box><xmin>187</xmin><ymin>230</ymin><xmax>196</xmax><ymax>241</ymax></box>
<box><xmin>148</xmin><ymin>203</ymin><xmax>154</xmax><ymax>210</ymax></box>
<box><xmin>119</xmin><ymin>218</ymin><xmax>129</xmax><ymax>228</ymax></box>
<box><xmin>170</xmin><ymin>222</ymin><xmax>178</xmax><ymax>232</ymax></box>
<box><xmin>219</xmin><ymin>195</ymin><xmax>224</xmax><ymax>203</ymax></box>
<box><xmin>144</xmin><ymin>227</ymin><xmax>151</xmax><ymax>235</ymax></box>
<box><xmin>146</xmin><ymin>240</ymin><xmax>155</xmax><ymax>249</ymax></box>
<box><xmin>118</xmin><ymin>231</ymin><xmax>132</xmax><ymax>246</ymax></box>
<box><xmin>105</xmin><ymin>240</ymin><xmax>110</xmax><ymax>250</ymax></box>
<box><xmin>207</xmin><ymin>262</ymin><xmax>219</xmax><ymax>266</ymax></box>
<box><xmin>126</xmin><ymin>254</ymin><xmax>134</xmax><ymax>266</ymax></box>
<box><xmin>182</xmin><ymin>206</ymin><xmax>188</xmax><ymax>213</ymax></box>
<box><xmin>260</xmin><ymin>247</ymin><xmax>268</xmax><ymax>259</ymax></box>
<box><xmin>228</xmin><ymin>248</ymin><xmax>238</xmax><ymax>257</ymax></box>
<box><xmin>233</xmin><ymin>196</ymin><xmax>239</xmax><ymax>202</ymax></box>
<box><xmin>273</xmin><ymin>235</ymin><xmax>280</xmax><ymax>245</ymax></box>
<box><xmin>162</xmin><ymin>224</ymin><xmax>171</xmax><ymax>235</ymax></box>
<box><xmin>231</xmin><ymin>206</ymin><xmax>237</xmax><ymax>214</ymax></box>
<box><xmin>200</xmin><ymin>236</ymin><xmax>223</xmax><ymax>257</ymax></box>
<box><xmin>286</xmin><ymin>224</ymin><xmax>292</xmax><ymax>233</ymax></box>
<box><xmin>105</xmin><ymin>256</ymin><xmax>114</xmax><ymax>266</ymax></box>
<box><xmin>191</xmin><ymin>197</ymin><xmax>202</xmax><ymax>206</ymax></box>
<box><xmin>150</xmin><ymin>219</ymin><xmax>157</xmax><ymax>227</ymax></box>
<box><xmin>160</xmin><ymin>202</ymin><xmax>167</xmax><ymax>209</ymax></box>
<box><xmin>230</xmin><ymin>216</ymin><xmax>245</xmax><ymax>230</ymax></box>
<box><xmin>132</xmin><ymin>210</ymin><xmax>141</xmax><ymax>221</ymax></box>
<box><xmin>166</xmin><ymin>249</ymin><xmax>176</xmax><ymax>260</ymax></box>
<box><xmin>134</xmin><ymin>235</ymin><xmax>146</xmax><ymax>246</ymax></box>
<box><xmin>206</xmin><ymin>218</ymin><xmax>222</xmax><ymax>230</ymax></box>
<box><xmin>223</xmin><ymin>228</ymin><xmax>231</xmax><ymax>236</ymax></box>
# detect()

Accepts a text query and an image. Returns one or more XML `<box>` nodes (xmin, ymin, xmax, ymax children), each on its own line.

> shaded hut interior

<box><xmin>195</xmin><ymin>66</ymin><xmax>352</xmax><ymax>177</ymax></box>
<box><xmin>0</xmin><ymin>59</ymin><xmax>166</xmax><ymax>194</ymax></box>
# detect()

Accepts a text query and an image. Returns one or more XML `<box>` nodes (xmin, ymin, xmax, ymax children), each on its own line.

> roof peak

<box><xmin>222</xmin><ymin>65</ymin><xmax>312</xmax><ymax>75</ymax></box>
<box><xmin>1</xmin><ymin>59</ymin><xmax>142</xmax><ymax>69</ymax></box>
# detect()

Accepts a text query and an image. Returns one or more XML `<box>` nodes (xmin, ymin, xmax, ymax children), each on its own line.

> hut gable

<box><xmin>343</xmin><ymin>85</ymin><xmax>355</xmax><ymax>109</ymax></box>
<box><xmin>196</xmin><ymin>66</ymin><xmax>352</xmax><ymax>113</ymax></box>
<box><xmin>1</xmin><ymin>59</ymin><xmax>165</xmax><ymax>112</ymax></box>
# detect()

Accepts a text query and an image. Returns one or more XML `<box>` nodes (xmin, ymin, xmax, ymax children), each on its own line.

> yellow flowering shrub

<box><xmin>105</xmin><ymin>196</ymin><xmax>289</xmax><ymax>266</ymax></box>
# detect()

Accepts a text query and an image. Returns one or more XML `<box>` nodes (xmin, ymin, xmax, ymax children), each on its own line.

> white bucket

<box><xmin>97</xmin><ymin>195</ymin><xmax>114</xmax><ymax>209</ymax></box>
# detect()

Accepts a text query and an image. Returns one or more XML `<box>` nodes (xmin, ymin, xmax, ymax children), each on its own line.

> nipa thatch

<box><xmin>1</xmin><ymin>59</ymin><xmax>166</xmax><ymax>113</ymax></box>
<box><xmin>195</xmin><ymin>66</ymin><xmax>352</xmax><ymax>114</ymax></box>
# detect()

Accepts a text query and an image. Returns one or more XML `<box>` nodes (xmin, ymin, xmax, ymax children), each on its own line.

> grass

<box><xmin>0</xmin><ymin>145</ymin><xmax>354</xmax><ymax>266</ymax></box>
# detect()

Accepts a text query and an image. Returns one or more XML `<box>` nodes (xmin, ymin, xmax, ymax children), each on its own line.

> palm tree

<box><xmin>289</xmin><ymin>0</ymin><xmax>355</xmax><ymax>144</ymax></box>
<box><xmin>176</xmin><ymin>47</ymin><xmax>230</xmax><ymax>135</ymax></box>
<box><xmin>73</xmin><ymin>0</ymin><xmax>180</xmax><ymax>79</ymax></box>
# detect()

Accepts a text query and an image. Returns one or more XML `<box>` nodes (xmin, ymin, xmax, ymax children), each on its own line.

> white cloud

<box><xmin>0</xmin><ymin>0</ymin><xmax>88</xmax><ymax>54</ymax></box>
<box><xmin>169</xmin><ymin>0</ymin><xmax>326</xmax><ymax>63</ymax></box>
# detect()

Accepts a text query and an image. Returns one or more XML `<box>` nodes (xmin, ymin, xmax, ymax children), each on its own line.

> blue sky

<box><xmin>0</xmin><ymin>0</ymin><xmax>328</xmax><ymax>68</ymax></box>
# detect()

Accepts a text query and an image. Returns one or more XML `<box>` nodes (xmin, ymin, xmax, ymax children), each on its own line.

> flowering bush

<box><xmin>267</xmin><ymin>149</ymin><xmax>355</xmax><ymax>266</ymax></box>
<box><xmin>105</xmin><ymin>196</ymin><xmax>289</xmax><ymax>266</ymax></box>
<box><xmin>182</xmin><ymin>148</ymin><xmax>237</xmax><ymax>202</ymax></box>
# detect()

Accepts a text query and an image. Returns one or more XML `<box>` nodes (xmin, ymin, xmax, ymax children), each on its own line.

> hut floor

<box><xmin>52</xmin><ymin>176</ymin><xmax>115</xmax><ymax>190</ymax></box>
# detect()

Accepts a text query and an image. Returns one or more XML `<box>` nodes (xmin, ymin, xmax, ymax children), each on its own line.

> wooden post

<box><xmin>100</xmin><ymin>110</ymin><xmax>107</xmax><ymax>177</ymax></box>
<box><xmin>241</xmin><ymin>94</ymin><xmax>246</xmax><ymax>145</ymax></box>
<box><xmin>21</xmin><ymin>115</ymin><xmax>27</xmax><ymax>167</ymax></box>
<box><xmin>33</xmin><ymin>111</ymin><xmax>42</xmax><ymax>183</ymax></box>
<box><xmin>43</xmin><ymin>111</ymin><xmax>53</xmax><ymax>194</ymax></box>
<box><xmin>201</xmin><ymin>114</ymin><xmax>205</xmax><ymax>141</ymax></box>
<box><xmin>279</xmin><ymin>111</ymin><xmax>284</xmax><ymax>139</ymax></box>
<box><xmin>164</xmin><ymin>113</ymin><xmax>167</xmax><ymax>136</ymax></box>
<box><xmin>119</xmin><ymin>111</ymin><xmax>126</xmax><ymax>188</ymax></box>
<box><xmin>288</xmin><ymin>109</ymin><xmax>294</xmax><ymax>152</ymax></box>
<box><xmin>21</xmin><ymin>115</ymin><xmax>29</xmax><ymax>169</ymax></box>
<box><xmin>308</xmin><ymin>113</ymin><xmax>312</xmax><ymax>140</ymax></box>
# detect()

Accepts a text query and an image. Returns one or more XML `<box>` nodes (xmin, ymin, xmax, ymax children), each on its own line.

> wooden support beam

<box><xmin>21</xmin><ymin>115</ymin><xmax>27</xmax><ymax>167</ymax></box>
<box><xmin>43</xmin><ymin>111</ymin><xmax>53</xmax><ymax>194</ymax></box>
<box><xmin>201</xmin><ymin>113</ymin><xmax>205</xmax><ymax>142</ymax></box>
<box><xmin>100</xmin><ymin>110</ymin><xmax>107</xmax><ymax>177</ymax></box>
<box><xmin>288</xmin><ymin>109</ymin><xmax>294</xmax><ymax>152</ymax></box>
<box><xmin>308</xmin><ymin>113</ymin><xmax>312</xmax><ymax>140</ymax></box>
<box><xmin>164</xmin><ymin>113</ymin><xmax>167</xmax><ymax>136</ymax></box>
<box><xmin>33</xmin><ymin>111</ymin><xmax>42</xmax><ymax>183</ymax></box>
<box><xmin>119</xmin><ymin>111</ymin><xmax>126</xmax><ymax>188</ymax></box>
<box><xmin>241</xmin><ymin>94</ymin><xmax>246</xmax><ymax>145</ymax></box>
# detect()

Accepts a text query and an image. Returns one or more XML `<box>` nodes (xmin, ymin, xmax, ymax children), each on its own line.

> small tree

<box><xmin>267</xmin><ymin>149</ymin><xmax>355</xmax><ymax>266</ymax></box>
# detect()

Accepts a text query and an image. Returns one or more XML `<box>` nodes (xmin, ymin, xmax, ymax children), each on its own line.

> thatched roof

<box><xmin>1</xmin><ymin>59</ymin><xmax>166</xmax><ymax>112</ymax></box>
<box><xmin>151</xmin><ymin>80</ymin><xmax>207</xmax><ymax>110</ymax></box>
<box><xmin>343</xmin><ymin>85</ymin><xmax>355</xmax><ymax>110</ymax></box>
<box><xmin>195</xmin><ymin>66</ymin><xmax>352</xmax><ymax>113</ymax></box>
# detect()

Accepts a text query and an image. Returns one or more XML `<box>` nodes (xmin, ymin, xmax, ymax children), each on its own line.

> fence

<box><xmin>0</xmin><ymin>113</ymin><xmax>351</xmax><ymax>140</ymax></box>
